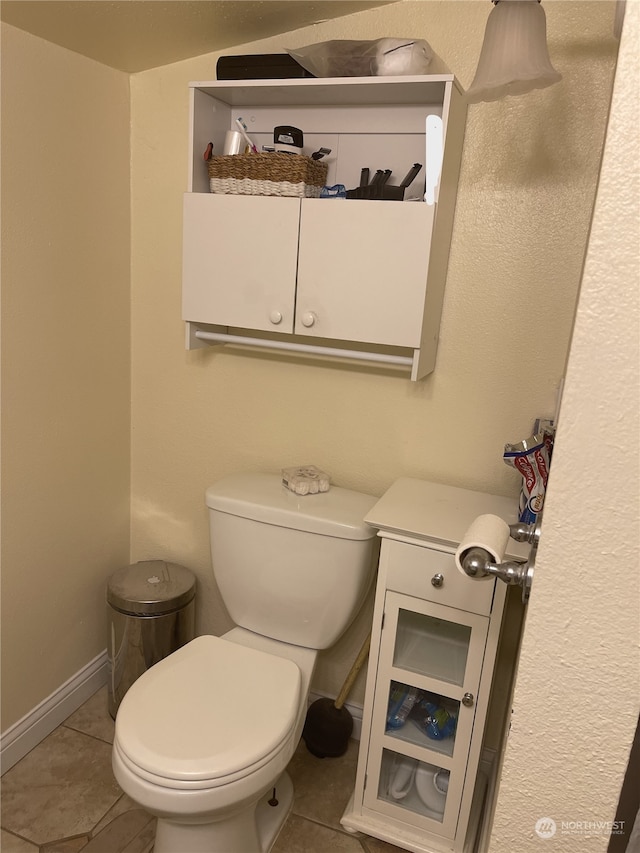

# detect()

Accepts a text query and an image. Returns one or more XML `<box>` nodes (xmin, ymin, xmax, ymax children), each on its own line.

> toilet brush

<box><xmin>302</xmin><ymin>632</ymin><xmax>371</xmax><ymax>758</ymax></box>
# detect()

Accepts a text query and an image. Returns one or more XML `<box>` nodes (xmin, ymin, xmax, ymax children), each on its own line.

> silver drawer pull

<box><xmin>431</xmin><ymin>573</ymin><xmax>444</xmax><ymax>588</ymax></box>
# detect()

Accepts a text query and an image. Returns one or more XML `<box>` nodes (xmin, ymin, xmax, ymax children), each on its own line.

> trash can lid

<box><xmin>107</xmin><ymin>560</ymin><xmax>196</xmax><ymax>616</ymax></box>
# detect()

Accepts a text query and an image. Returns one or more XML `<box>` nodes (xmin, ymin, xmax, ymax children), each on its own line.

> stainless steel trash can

<box><xmin>107</xmin><ymin>560</ymin><xmax>196</xmax><ymax>718</ymax></box>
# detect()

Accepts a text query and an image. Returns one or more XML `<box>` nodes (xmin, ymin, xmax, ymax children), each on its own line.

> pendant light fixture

<box><xmin>467</xmin><ymin>0</ymin><xmax>562</xmax><ymax>103</ymax></box>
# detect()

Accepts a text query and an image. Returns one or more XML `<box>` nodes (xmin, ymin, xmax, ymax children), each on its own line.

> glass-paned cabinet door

<box><xmin>363</xmin><ymin>592</ymin><xmax>489</xmax><ymax>838</ymax></box>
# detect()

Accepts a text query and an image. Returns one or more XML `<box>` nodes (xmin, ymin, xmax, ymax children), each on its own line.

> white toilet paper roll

<box><xmin>455</xmin><ymin>514</ymin><xmax>510</xmax><ymax>578</ymax></box>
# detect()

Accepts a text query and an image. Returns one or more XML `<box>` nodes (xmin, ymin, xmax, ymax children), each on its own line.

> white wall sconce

<box><xmin>467</xmin><ymin>0</ymin><xmax>562</xmax><ymax>103</ymax></box>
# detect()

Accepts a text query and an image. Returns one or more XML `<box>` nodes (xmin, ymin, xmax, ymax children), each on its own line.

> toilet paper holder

<box><xmin>458</xmin><ymin>516</ymin><xmax>542</xmax><ymax>603</ymax></box>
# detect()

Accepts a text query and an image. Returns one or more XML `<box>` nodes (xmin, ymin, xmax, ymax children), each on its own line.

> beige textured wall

<box><xmin>0</xmin><ymin>25</ymin><xmax>131</xmax><ymax>728</ymax></box>
<box><xmin>492</xmin><ymin>4</ymin><xmax>640</xmax><ymax>849</ymax></box>
<box><xmin>129</xmin><ymin>1</ymin><xmax>618</xmax><ymax>701</ymax></box>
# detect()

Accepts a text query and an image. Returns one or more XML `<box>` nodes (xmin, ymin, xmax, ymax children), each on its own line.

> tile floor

<box><xmin>1</xmin><ymin>687</ymin><xmax>405</xmax><ymax>853</ymax></box>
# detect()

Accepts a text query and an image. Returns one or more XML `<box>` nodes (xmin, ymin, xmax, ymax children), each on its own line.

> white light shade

<box><xmin>467</xmin><ymin>0</ymin><xmax>562</xmax><ymax>103</ymax></box>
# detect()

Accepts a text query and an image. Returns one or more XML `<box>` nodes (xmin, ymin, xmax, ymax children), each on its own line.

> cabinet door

<box><xmin>296</xmin><ymin>199</ymin><xmax>434</xmax><ymax>347</ymax></box>
<box><xmin>182</xmin><ymin>194</ymin><xmax>300</xmax><ymax>332</ymax></box>
<box><xmin>363</xmin><ymin>592</ymin><xmax>488</xmax><ymax>840</ymax></box>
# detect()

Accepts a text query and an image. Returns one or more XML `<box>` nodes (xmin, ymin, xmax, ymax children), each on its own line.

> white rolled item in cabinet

<box><xmin>454</xmin><ymin>514</ymin><xmax>510</xmax><ymax>578</ymax></box>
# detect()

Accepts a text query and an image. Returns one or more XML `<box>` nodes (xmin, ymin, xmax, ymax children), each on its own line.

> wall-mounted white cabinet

<box><xmin>182</xmin><ymin>76</ymin><xmax>466</xmax><ymax>380</ymax></box>
<box><xmin>342</xmin><ymin>479</ymin><xmax>529</xmax><ymax>852</ymax></box>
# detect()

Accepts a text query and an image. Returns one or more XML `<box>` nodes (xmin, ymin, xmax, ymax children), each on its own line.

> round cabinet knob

<box><xmin>269</xmin><ymin>310</ymin><xmax>283</xmax><ymax>325</ymax></box>
<box><xmin>301</xmin><ymin>311</ymin><xmax>316</xmax><ymax>328</ymax></box>
<box><xmin>431</xmin><ymin>573</ymin><xmax>444</xmax><ymax>588</ymax></box>
<box><xmin>462</xmin><ymin>692</ymin><xmax>475</xmax><ymax>707</ymax></box>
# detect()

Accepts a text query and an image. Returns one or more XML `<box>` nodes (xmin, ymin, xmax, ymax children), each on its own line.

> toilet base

<box><xmin>153</xmin><ymin>771</ymin><xmax>294</xmax><ymax>853</ymax></box>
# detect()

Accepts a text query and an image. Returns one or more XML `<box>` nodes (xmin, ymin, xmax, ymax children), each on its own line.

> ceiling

<box><xmin>0</xmin><ymin>1</ymin><xmax>394</xmax><ymax>73</ymax></box>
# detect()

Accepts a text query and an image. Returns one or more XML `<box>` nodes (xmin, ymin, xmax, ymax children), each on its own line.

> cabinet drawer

<box><xmin>384</xmin><ymin>539</ymin><xmax>495</xmax><ymax>615</ymax></box>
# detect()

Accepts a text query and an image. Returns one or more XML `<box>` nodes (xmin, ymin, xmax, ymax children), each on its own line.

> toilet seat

<box><xmin>114</xmin><ymin>635</ymin><xmax>301</xmax><ymax>788</ymax></box>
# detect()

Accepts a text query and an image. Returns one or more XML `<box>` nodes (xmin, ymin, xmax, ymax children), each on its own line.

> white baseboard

<box><xmin>1</xmin><ymin>649</ymin><xmax>108</xmax><ymax>775</ymax></box>
<box><xmin>307</xmin><ymin>689</ymin><xmax>364</xmax><ymax>742</ymax></box>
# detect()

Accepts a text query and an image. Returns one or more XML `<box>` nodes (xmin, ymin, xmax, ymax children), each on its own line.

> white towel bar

<box><xmin>194</xmin><ymin>330</ymin><xmax>414</xmax><ymax>368</ymax></box>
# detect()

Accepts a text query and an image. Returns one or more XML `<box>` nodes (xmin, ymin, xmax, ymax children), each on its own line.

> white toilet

<box><xmin>112</xmin><ymin>472</ymin><xmax>378</xmax><ymax>853</ymax></box>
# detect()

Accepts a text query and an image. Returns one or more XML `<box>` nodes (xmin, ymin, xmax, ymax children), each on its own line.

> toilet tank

<box><xmin>206</xmin><ymin>473</ymin><xmax>378</xmax><ymax>649</ymax></box>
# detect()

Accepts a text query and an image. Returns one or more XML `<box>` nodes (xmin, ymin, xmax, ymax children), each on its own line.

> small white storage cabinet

<box><xmin>341</xmin><ymin>479</ymin><xmax>529</xmax><ymax>852</ymax></box>
<box><xmin>182</xmin><ymin>76</ymin><xmax>466</xmax><ymax>380</ymax></box>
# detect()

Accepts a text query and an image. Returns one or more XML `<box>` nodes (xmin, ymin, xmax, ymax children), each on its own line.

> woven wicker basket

<box><xmin>207</xmin><ymin>153</ymin><xmax>328</xmax><ymax>199</ymax></box>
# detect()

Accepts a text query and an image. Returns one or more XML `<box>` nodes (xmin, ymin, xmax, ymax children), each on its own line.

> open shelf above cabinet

<box><xmin>190</xmin><ymin>75</ymin><xmax>457</xmax><ymax>107</ymax></box>
<box><xmin>182</xmin><ymin>74</ymin><xmax>467</xmax><ymax>380</ymax></box>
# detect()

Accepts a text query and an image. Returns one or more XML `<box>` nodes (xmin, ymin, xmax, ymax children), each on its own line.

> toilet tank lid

<box><xmin>206</xmin><ymin>472</ymin><xmax>378</xmax><ymax>541</ymax></box>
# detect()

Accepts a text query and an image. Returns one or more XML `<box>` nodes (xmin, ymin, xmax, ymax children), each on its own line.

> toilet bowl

<box><xmin>113</xmin><ymin>632</ymin><xmax>318</xmax><ymax>852</ymax></box>
<box><xmin>112</xmin><ymin>473</ymin><xmax>378</xmax><ymax>852</ymax></box>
